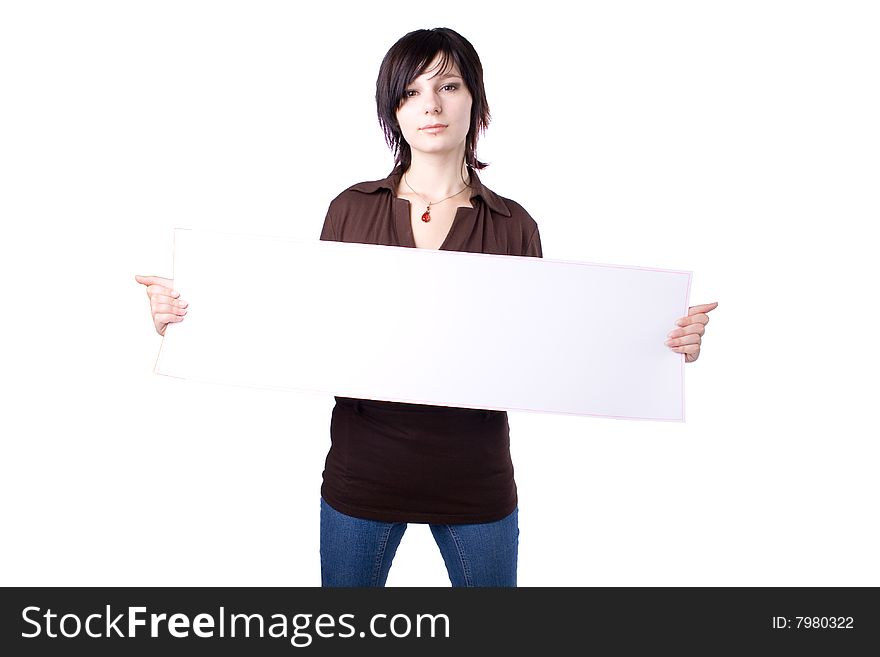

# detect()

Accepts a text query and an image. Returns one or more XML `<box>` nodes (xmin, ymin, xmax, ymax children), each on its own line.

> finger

<box><xmin>667</xmin><ymin>323</ymin><xmax>705</xmax><ymax>339</ymax></box>
<box><xmin>150</xmin><ymin>295</ymin><xmax>187</xmax><ymax>308</ymax></box>
<box><xmin>688</xmin><ymin>301</ymin><xmax>718</xmax><ymax>315</ymax></box>
<box><xmin>155</xmin><ymin>313</ymin><xmax>185</xmax><ymax>325</ymax></box>
<box><xmin>676</xmin><ymin>313</ymin><xmax>710</xmax><ymax>327</ymax></box>
<box><xmin>136</xmin><ymin>275</ymin><xmax>173</xmax><ymax>288</ymax></box>
<box><xmin>669</xmin><ymin>343</ymin><xmax>699</xmax><ymax>355</ymax></box>
<box><xmin>146</xmin><ymin>285</ymin><xmax>180</xmax><ymax>300</ymax></box>
<box><xmin>666</xmin><ymin>333</ymin><xmax>701</xmax><ymax>348</ymax></box>
<box><xmin>152</xmin><ymin>303</ymin><xmax>188</xmax><ymax>316</ymax></box>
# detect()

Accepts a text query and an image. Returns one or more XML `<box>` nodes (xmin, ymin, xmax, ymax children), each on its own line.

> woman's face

<box><xmin>395</xmin><ymin>56</ymin><xmax>472</xmax><ymax>160</ymax></box>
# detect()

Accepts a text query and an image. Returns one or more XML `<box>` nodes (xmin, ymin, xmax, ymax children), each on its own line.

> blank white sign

<box><xmin>155</xmin><ymin>229</ymin><xmax>692</xmax><ymax>421</ymax></box>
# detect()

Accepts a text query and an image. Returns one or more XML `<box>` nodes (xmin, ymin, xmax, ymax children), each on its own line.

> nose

<box><xmin>424</xmin><ymin>93</ymin><xmax>441</xmax><ymax>114</ymax></box>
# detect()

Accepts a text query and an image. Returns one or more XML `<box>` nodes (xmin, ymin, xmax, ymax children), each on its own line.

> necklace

<box><xmin>403</xmin><ymin>172</ymin><xmax>469</xmax><ymax>222</ymax></box>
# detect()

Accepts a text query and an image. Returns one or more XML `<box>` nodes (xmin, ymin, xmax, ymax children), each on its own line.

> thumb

<box><xmin>135</xmin><ymin>274</ymin><xmax>173</xmax><ymax>287</ymax></box>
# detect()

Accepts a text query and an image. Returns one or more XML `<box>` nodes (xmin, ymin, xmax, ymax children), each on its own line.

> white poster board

<box><xmin>155</xmin><ymin>229</ymin><xmax>691</xmax><ymax>421</ymax></box>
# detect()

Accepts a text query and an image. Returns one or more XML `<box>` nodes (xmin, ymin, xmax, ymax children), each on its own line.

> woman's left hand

<box><xmin>665</xmin><ymin>301</ymin><xmax>719</xmax><ymax>363</ymax></box>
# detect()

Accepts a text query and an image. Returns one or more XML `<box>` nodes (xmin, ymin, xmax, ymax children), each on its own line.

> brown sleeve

<box><xmin>320</xmin><ymin>208</ymin><xmax>339</xmax><ymax>242</ymax></box>
<box><xmin>524</xmin><ymin>226</ymin><xmax>543</xmax><ymax>258</ymax></box>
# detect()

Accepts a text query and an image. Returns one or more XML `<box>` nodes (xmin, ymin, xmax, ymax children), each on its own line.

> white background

<box><xmin>1</xmin><ymin>0</ymin><xmax>877</xmax><ymax>586</ymax></box>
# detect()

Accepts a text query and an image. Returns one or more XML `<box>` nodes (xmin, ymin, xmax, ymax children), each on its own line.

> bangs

<box><xmin>419</xmin><ymin>49</ymin><xmax>457</xmax><ymax>80</ymax></box>
<box><xmin>396</xmin><ymin>44</ymin><xmax>461</xmax><ymax>104</ymax></box>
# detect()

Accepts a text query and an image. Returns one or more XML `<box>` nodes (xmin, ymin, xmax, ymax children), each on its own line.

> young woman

<box><xmin>136</xmin><ymin>27</ymin><xmax>718</xmax><ymax>587</ymax></box>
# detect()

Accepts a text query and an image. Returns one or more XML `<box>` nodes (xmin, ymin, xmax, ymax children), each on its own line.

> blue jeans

<box><xmin>320</xmin><ymin>498</ymin><xmax>519</xmax><ymax>587</ymax></box>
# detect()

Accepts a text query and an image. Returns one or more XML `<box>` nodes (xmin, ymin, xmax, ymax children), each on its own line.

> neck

<box><xmin>402</xmin><ymin>150</ymin><xmax>470</xmax><ymax>200</ymax></box>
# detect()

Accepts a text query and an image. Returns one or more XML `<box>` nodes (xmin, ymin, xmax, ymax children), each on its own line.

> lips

<box><xmin>419</xmin><ymin>123</ymin><xmax>448</xmax><ymax>130</ymax></box>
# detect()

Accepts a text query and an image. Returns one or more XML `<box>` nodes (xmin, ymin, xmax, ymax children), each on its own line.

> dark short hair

<box><xmin>376</xmin><ymin>27</ymin><xmax>491</xmax><ymax>172</ymax></box>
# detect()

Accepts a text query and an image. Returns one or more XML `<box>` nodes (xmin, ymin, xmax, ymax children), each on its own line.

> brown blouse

<box><xmin>319</xmin><ymin>166</ymin><xmax>543</xmax><ymax>524</ymax></box>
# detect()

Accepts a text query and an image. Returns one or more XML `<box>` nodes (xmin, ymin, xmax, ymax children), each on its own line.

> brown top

<box><xmin>319</xmin><ymin>166</ymin><xmax>543</xmax><ymax>524</ymax></box>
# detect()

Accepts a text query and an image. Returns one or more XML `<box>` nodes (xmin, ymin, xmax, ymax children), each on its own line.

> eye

<box><xmin>441</xmin><ymin>84</ymin><xmax>458</xmax><ymax>92</ymax></box>
<box><xmin>404</xmin><ymin>89</ymin><xmax>418</xmax><ymax>98</ymax></box>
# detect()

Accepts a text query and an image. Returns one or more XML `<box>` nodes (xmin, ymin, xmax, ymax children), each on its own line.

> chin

<box><xmin>416</xmin><ymin>136</ymin><xmax>467</xmax><ymax>152</ymax></box>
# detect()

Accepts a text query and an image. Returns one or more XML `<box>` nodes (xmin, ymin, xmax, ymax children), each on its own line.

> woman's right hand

<box><xmin>135</xmin><ymin>275</ymin><xmax>188</xmax><ymax>336</ymax></box>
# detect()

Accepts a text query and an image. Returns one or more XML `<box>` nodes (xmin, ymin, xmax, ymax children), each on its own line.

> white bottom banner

<box><xmin>155</xmin><ymin>229</ymin><xmax>691</xmax><ymax>421</ymax></box>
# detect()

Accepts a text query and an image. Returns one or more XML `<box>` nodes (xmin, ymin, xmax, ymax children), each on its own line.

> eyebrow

<box><xmin>428</xmin><ymin>72</ymin><xmax>463</xmax><ymax>81</ymax></box>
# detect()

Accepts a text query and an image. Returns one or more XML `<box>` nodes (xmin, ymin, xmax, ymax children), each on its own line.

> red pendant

<box><xmin>421</xmin><ymin>207</ymin><xmax>431</xmax><ymax>222</ymax></box>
